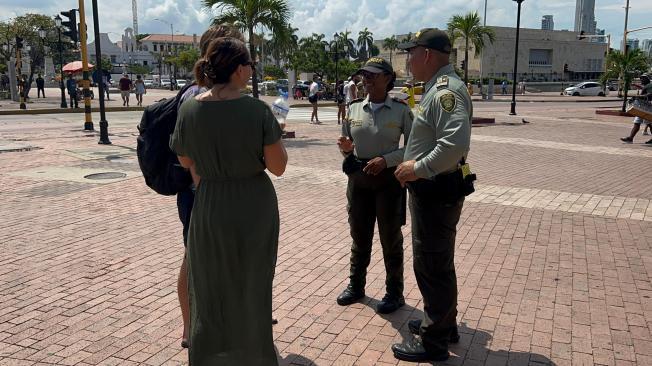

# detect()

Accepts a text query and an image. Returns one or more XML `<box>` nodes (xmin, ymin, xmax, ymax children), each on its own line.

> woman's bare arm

<box><xmin>263</xmin><ymin>141</ymin><xmax>288</xmax><ymax>177</ymax></box>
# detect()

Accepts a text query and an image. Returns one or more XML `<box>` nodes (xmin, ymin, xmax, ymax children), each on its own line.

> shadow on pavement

<box><xmin>282</xmin><ymin>138</ymin><xmax>332</xmax><ymax>149</ymax></box>
<box><xmin>277</xmin><ymin>351</ymin><xmax>316</xmax><ymax>366</ymax></box>
<box><xmin>446</xmin><ymin>322</ymin><xmax>555</xmax><ymax>365</ymax></box>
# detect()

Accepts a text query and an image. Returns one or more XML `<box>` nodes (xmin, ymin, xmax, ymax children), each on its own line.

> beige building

<box><xmin>377</xmin><ymin>26</ymin><xmax>608</xmax><ymax>82</ymax></box>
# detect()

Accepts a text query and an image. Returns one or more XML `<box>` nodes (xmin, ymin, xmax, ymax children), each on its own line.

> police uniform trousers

<box><xmin>408</xmin><ymin>181</ymin><xmax>463</xmax><ymax>355</ymax></box>
<box><xmin>346</xmin><ymin>167</ymin><xmax>404</xmax><ymax>297</ymax></box>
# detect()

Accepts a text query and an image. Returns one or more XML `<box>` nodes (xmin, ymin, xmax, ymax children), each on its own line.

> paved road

<box><xmin>0</xmin><ymin>101</ymin><xmax>651</xmax><ymax>365</ymax></box>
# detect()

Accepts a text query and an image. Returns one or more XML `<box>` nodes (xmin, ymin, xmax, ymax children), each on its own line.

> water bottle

<box><xmin>271</xmin><ymin>90</ymin><xmax>289</xmax><ymax>130</ymax></box>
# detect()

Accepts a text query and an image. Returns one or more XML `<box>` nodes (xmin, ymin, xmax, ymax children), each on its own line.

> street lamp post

<box><xmin>54</xmin><ymin>15</ymin><xmax>67</xmax><ymax>109</ymax></box>
<box><xmin>509</xmin><ymin>0</ymin><xmax>524</xmax><ymax>116</ymax></box>
<box><xmin>129</xmin><ymin>55</ymin><xmax>133</xmax><ymax>79</ymax></box>
<box><xmin>38</xmin><ymin>28</ymin><xmax>47</xmax><ymax>73</ymax></box>
<box><xmin>91</xmin><ymin>0</ymin><xmax>111</xmax><ymax>144</ymax></box>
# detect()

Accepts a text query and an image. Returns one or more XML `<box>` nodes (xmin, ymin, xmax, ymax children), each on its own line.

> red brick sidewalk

<box><xmin>0</xmin><ymin>101</ymin><xmax>650</xmax><ymax>365</ymax></box>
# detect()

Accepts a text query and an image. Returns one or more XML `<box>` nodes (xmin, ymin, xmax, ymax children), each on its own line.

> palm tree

<box><xmin>357</xmin><ymin>27</ymin><xmax>374</xmax><ymax>61</ymax></box>
<box><xmin>382</xmin><ymin>35</ymin><xmax>399</xmax><ymax>64</ymax></box>
<box><xmin>338</xmin><ymin>30</ymin><xmax>357</xmax><ymax>59</ymax></box>
<box><xmin>600</xmin><ymin>49</ymin><xmax>650</xmax><ymax>112</ymax></box>
<box><xmin>202</xmin><ymin>0</ymin><xmax>291</xmax><ymax>98</ymax></box>
<box><xmin>447</xmin><ymin>11</ymin><xmax>495</xmax><ymax>84</ymax></box>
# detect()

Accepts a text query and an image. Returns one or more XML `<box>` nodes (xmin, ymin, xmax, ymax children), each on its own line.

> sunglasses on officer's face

<box><xmin>360</xmin><ymin>71</ymin><xmax>390</xmax><ymax>80</ymax></box>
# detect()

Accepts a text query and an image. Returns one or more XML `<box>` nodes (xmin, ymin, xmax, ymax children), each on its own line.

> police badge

<box><xmin>440</xmin><ymin>92</ymin><xmax>456</xmax><ymax>113</ymax></box>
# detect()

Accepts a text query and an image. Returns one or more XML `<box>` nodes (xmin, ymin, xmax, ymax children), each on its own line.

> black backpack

<box><xmin>137</xmin><ymin>83</ymin><xmax>194</xmax><ymax>195</ymax></box>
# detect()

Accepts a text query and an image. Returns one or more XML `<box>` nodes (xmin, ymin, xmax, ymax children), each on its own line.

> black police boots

<box><xmin>375</xmin><ymin>294</ymin><xmax>405</xmax><ymax>314</ymax></box>
<box><xmin>336</xmin><ymin>285</ymin><xmax>365</xmax><ymax>306</ymax></box>
<box><xmin>391</xmin><ymin>338</ymin><xmax>449</xmax><ymax>362</ymax></box>
<box><xmin>407</xmin><ymin>319</ymin><xmax>460</xmax><ymax>343</ymax></box>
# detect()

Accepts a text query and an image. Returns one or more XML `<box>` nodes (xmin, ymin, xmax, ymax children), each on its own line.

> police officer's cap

<box><xmin>397</xmin><ymin>28</ymin><xmax>452</xmax><ymax>54</ymax></box>
<box><xmin>357</xmin><ymin>57</ymin><xmax>394</xmax><ymax>75</ymax></box>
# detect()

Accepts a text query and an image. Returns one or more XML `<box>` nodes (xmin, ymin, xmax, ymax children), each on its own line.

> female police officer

<box><xmin>336</xmin><ymin>57</ymin><xmax>413</xmax><ymax>314</ymax></box>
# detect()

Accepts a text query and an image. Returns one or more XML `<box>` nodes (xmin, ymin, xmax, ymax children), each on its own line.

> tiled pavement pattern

<box><xmin>0</xmin><ymin>101</ymin><xmax>650</xmax><ymax>366</ymax></box>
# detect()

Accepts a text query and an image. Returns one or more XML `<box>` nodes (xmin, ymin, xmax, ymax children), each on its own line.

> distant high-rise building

<box><xmin>641</xmin><ymin>39</ymin><xmax>652</xmax><ymax>56</ymax></box>
<box><xmin>542</xmin><ymin>15</ymin><xmax>554</xmax><ymax>31</ymax></box>
<box><xmin>575</xmin><ymin>0</ymin><xmax>596</xmax><ymax>35</ymax></box>
<box><xmin>595</xmin><ymin>29</ymin><xmax>606</xmax><ymax>43</ymax></box>
<box><xmin>621</xmin><ymin>38</ymin><xmax>640</xmax><ymax>51</ymax></box>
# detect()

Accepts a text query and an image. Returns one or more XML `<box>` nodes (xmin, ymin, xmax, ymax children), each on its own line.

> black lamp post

<box><xmin>91</xmin><ymin>0</ymin><xmax>111</xmax><ymax>144</ymax></box>
<box><xmin>54</xmin><ymin>15</ymin><xmax>67</xmax><ymax>108</ymax></box>
<box><xmin>38</xmin><ymin>28</ymin><xmax>47</xmax><ymax>72</ymax></box>
<box><xmin>509</xmin><ymin>0</ymin><xmax>524</xmax><ymax>116</ymax></box>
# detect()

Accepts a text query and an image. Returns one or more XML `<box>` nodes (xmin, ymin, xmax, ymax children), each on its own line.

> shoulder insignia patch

<box><xmin>436</xmin><ymin>75</ymin><xmax>449</xmax><ymax>89</ymax></box>
<box><xmin>440</xmin><ymin>92</ymin><xmax>456</xmax><ymax>113</ymax></box>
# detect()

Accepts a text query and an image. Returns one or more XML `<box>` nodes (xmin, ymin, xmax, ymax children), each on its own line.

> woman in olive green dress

<box><xmin>169</xmin><ymin>37</ymin><xmax>288</xmax><ymax>365</ymax></box>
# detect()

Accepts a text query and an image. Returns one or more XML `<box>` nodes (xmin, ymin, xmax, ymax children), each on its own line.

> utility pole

<box><xmin>91</xmin><ymin>0</ymin><xmax>111</xmax><ymax>144</ymax></box>
<box><xmin>78</xmin><ymin>1</ymin><xmax>93</xmax><ymax>130</ymax></box>
<box><xmin>621</xmin><ymin>0</ymin><xmax>630</xmax><ymax>112</ymax></box>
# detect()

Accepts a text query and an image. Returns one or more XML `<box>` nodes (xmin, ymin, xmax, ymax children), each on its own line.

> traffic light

<box><xmin>563</xmin><ymin>63</ymin><xmax>569</xmax><ymax>72</ymax></box>
<box><xmin>60</xmin><ymin>9</ymin><xmax>78</xmax><ymax>43</ymax></box>
<box><xmin>78</xmin><ymin>23</ymin><xmax>87</xmax><ymax>41</ymax></box>
<box><xmin>460</xmin><ymin>60</ymin><xmax>466</xmax><ymax>70</ymax></box>
<box><xmin>15</xmin><ymin>36</ymin><xmax>23</xmax><ymax>49</ymax></box>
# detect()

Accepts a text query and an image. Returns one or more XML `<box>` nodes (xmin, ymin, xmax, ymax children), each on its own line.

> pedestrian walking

<box><xmin>134</xmin><ymin>75</ymin><xmax>146</xmax><ymax>106</ymax></box>
<box><xmin>36</xmin><ymin>74</ymin><xmax>45</xmax><ymax>98</ymax></box>
<box><xmin>393</xmin><ymin>28</ymin><xmax>476</xmax><ymax>363</ymax></box>
<box><xmin>169</xmin><ymin>36</ymin><xmax>287</xmax><ymax>365</ymax></box>
<box><xmin>336</xmin><ymin>80</ymin><xmax>346</xmax><ymax>124</ymax></box>
<box><xmin>309</xmin><ymin>76</ymin><xmax>321</xmax><ymax>124</ymax></box>
<box><xmin>0</xmin><ymin>72</ymin><xmax>8</xmax><ymax>91</ymax></box>
<box><xmin>501</xmin><ymin>80</ymin><xmax>507</xmax><ymax>95</ymax></box>
<box><xmin>66</xmin><ymin>75</ymin><xmax>78</xmax><ymax>108</ymax></box>
<box><xmin>103</xmin><ymin>72</ymin><xmax>111</xmax><ymax>100</ymax></box>
<box><xmin>621</xmin><ymin>74</ymin><xmax>652</xmax><ymax>145</ymax></box>
<box><xmin>119</xmin><ymin>73</ymin><xmax>132</xmax><ymax>107</ymax></box>
<box><xmin>337</xmin><ymin>57</ymin><xmax>413</xmax><ymax>314</ymax></box>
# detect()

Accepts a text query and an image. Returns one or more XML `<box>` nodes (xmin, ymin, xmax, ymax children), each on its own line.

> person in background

<box><xmin>308</xmin><ymin>76</ymin><xmax>321</xmax><ymax>124</ymax></box>
<box><xmin>337</xmin><ymin>57</ymin><xmax>413</xmax><ymax>315</ymax></box>
<box><xmin>66</xmin><ymin>75</ymin><xmax>78</xmax><ymax>108</ymax></box>
<box><xmin>36</xmin><ymin>74</ymin><xmax>45</xmax><ymax>98</ymax></box>
<box><xmin>620</xmin><ymin>74</ymin><xmax>652</xmax><ymax>145</ymax></box>
<box><xmin>170</xmin><ymin>36</ymin><xmax>287</xmax><ymax>365</ymax></box>
<box><xmin>134</xmin><ymin>75</ymin><xmax>146</xmax><ymax>107</ymax></box>
<box><xmin>119</xmin><ymin>73</ymin><xmax>132</xmax><ymax>107</ymax></box>
<box><xmin>336</xmin><ymin>80</ymin><xmax>346</xmax><ymax>124</ymax></box>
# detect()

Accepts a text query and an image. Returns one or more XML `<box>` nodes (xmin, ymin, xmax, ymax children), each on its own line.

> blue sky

<box><xmin>1</xmin><ymin>0</ymin><xmax>651</xmax><ymax>47</ymax></box>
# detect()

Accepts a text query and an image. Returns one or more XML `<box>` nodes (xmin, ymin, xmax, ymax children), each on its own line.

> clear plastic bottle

<box><xmin>271</xmin><ymin>90</ymin><xmax>290</xmax><ymax>129</ymax></box>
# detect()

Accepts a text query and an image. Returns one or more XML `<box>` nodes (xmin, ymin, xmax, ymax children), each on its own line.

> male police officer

<box><xmin>393</xmin><ymin>28</ymin><xmax>474</xmax><ymax>362</ymax></box>
<box><xmin>337</xmin><ymin>57</ymin><xmax>413</xmax><ymax>314</ymax></box>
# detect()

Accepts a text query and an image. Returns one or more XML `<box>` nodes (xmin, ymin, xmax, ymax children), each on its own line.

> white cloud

<box><xmin>1</xmin><ymin>0</ymin><xmax>651</xmax><ymax>46</ymax></box>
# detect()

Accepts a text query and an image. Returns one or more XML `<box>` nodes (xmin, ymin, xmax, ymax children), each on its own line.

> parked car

<box><xmin>160</xmin><ymin>78</ymin><xmax>172</xmax><ymax>88</ymax></box>
<box><xmin>143</xmin><ymin>79</ymin><xmax>154</xmax><ymax>87</ymax></box>
<box><xmin>564</xmin><ymin>81</ymin><xmax>607</xmax><ymax>96</ymax></box>
<box><xmin>176</xmin><ymin>79</ymin><xmax>188</xmax><ymax>89</ymax></box>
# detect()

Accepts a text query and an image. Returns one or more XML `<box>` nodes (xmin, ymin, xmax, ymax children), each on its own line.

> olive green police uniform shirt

<box><xmin>342</xmin><ymin>95</ymin><xmax>414</xmax><ymax>167</ymax></box>
<box><xmin>403</xmin><ymin>64</ymin><xmax>473</xmax><ymax>178</ymax></box>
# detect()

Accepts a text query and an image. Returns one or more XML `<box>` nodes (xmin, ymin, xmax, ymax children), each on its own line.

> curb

<box><xmin>0</xmin><ymin>106</ymin><xmax>145</xmax><ymax>116</ymax></box>
<box><xmin>595</xmin><ymin>109</ymin><xmax>633</xmax><ymax>117</ymax></box>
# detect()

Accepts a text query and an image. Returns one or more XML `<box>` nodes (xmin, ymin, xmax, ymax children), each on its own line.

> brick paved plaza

<box><xmin>0</xmin><ymin>99</ymin><xmax>651</xmax><ymax>365</ymax></box>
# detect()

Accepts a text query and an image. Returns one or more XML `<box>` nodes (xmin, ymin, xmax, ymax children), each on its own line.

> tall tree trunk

<box><xmin>464</xmin><ymin>38</ymin><xmax>469</xmax><ymax>85</ymax></box>
<box><xmin>389</xmin><ymin>49</ymin><xmax>392</xmax><ymax>65</ymax></box>
<box><xmin>249</xmin><ymin>27</ymin><xmax>259</xmax><ymax>99</ymax></box>
<box><xmin>622</xmin><ymin>77</ymin><xmax>629</xmax><ymax>112</ymax></box>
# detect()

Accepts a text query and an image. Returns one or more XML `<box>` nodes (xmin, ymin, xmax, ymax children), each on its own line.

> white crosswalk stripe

<box><xmin>286</xmin><ymin>107</ymin><xmax>340</xmax><ymax>123</ymax></box>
